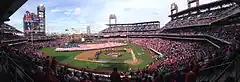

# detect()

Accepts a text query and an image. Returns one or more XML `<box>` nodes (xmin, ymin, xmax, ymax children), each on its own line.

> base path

<box><xmin>128</xmin><ymin>48</ymin><xmax>140</xmax><ymax>65</ymax></box>
<box><xmin>129</xmin><ymin>49</ymin><xmax>136</xmax><ymax>61</ymax></box>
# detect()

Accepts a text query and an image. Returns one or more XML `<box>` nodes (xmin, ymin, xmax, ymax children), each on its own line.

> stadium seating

<box><xmin>0</xmin><ymin>29</ymin><xmax>239</xmax><ymax>82</ymax></box>
<box><xmin>1</xmin><ymin>36</ymin><xmax>237</xmax><ymax>82</ymax></box>
<box><xmin>163</xmin><ymin>4</ymin><xmax>240</xmax><ymax>29</ymax></box>
<box><xmin>0</xmin><ymin>23</ymin><xmax>26</xmax><ymax>42</ymax></box>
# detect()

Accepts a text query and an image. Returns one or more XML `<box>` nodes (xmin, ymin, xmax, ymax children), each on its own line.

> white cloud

<box><xmin>64</xmin><ymin>11</ymin><xmax>71</xmax><ymax>15</ymax></box>
<box><xmin>63</xmin><ymin>9</ymin><xmax>73</xmax><ymax>15</ymax></box>
<box><xmin>63</xmin><ymin>8</ymin><xmax>81</xmax><ymax>16</ymax></box>
<box><xmin>50</xmin><ymin>8</ymin><xmax>61</xmax><ymax>13</ymax></box>
<box><xmin>73</xmin><ymin>8</ymin><xmax>81</xmax><ymax>16</ymax></box>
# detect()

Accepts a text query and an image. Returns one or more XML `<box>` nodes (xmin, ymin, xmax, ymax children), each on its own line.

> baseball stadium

<box><xmin>1</xmin><ymin>0</ymin><xmax>240</xmax><ymax>82</ymax></box>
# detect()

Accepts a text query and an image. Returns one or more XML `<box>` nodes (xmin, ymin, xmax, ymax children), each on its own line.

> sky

<box><xmin>6</xmin><ymin>0</ymin><xmax>218</xmax><ymax>34</ymax></box>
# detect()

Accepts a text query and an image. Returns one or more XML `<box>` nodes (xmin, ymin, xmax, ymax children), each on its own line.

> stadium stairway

<box><xmin>0</xmin><ymin>50</ymin><xmax>34</xmax><ymax>82</ymax></box>
<box><xmin>214</xmin><ymin>55</ymin><xmax>240</xmax><ymax>82</ymax></box>
<box><xmin>197</xmin><ymin>62</ymin><xmax>231</xmax><ymax>82</ymax></box>
<box><xmin>197</xmin><ymin>55</ymin><xmax>240</xmax><ymax>82</ymax></box>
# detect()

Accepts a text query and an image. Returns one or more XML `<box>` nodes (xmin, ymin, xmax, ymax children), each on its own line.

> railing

<box><xmin>149</xmin><ymin>48</ymin><xmax>164</xmax><ymax>57</ymax></box>
<box><xmin>197</xmin><ymin>62</ymin><xmax>232</xmax><ymax>82</ymax></box>
<box><xmin>214</xmin><ymin>55</ymin><xmax>240</xmax><ymax>82</ymax></box>
<box><xmin>0</xmin><ymin>51</ymin><xmax>34</xmax><ymax>82</ymax></box>
<box><xmin>196</xmin><ymin>54</ymin><xmax>235</xmax><ymax>82</ymax></box>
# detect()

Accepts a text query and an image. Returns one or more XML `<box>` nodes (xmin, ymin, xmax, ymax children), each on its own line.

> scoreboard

<box><xmin>23</xmin><ymin>4</ymin><xmax>45</xmax><ymax>36</ymax></box>
<box><xmin>37</xmin><ymin>4</ymin><xmax>45</xmax><ymax>33</ymax></box>
<box><xmin>23</xmin><ymin>11</ymin><xmax>41</xmax><ymax>33</ymax></box>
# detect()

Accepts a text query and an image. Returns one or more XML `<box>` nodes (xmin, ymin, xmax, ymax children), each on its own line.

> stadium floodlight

<box><xmin>109</xmin><ymin>14</ymin><xmax>117</xmax><ymax>25</ymax></box>
<box><xmin>171</xmin><ymin>3</ymin><xmax>178</xmax><ymax>15</ymax></box>
<box><xmin>39</xmin><ymin>4</ymin><xmax>44</xmax><ymax>6</ymax></box>
<box><xmin>187</xmin><ymin>0</ymin><xmax>199</xmax><ymax>8</ymax></box>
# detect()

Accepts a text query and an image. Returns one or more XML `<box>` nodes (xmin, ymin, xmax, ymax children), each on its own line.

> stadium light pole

<box><xmin>31</xmin><ymin>28</ymin><xmax>34</xmax><ymax>47</ymax></box>
<box><xmin>31</xmin><ymin>30</ymin><xmax>33</xmax><ymax>46</ymax></box>
<box><xmin>127</xmin><ymin>25</ymin><xmax>129</xmax><ymax>43</ymax></box>
<box><xmin>65</xmin><ymin>29</ymin><xmax>70</xmax><ymax>40</ymax></box>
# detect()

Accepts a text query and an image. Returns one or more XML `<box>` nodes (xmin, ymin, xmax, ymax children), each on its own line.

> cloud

<box><xmin>73</xmin><ymin>8</ymin><xmax>81</xmax><ymax>16</ymax></box>
<box><xmin>123</xmin><ymin>8</ymin><xmax>132</xmax><ymax>11</ymax></box>
<box><xmin>62</xmin><ymin>7</ymin><xmax>81</xmax><ymax>16</ymax></box>
<box><xmin>50</xmin><ymin>8</ymin><xmax>61</xmax><ymax>13</ymax></box>
<box><xmin>64</xmin><ymin>11</ymin><xmax>71</xmax><ymax>15</ymax></box>
<box><xmin>62</xmin><ymin>9</ymin><xmax>72</xmax><ymax>15</ymax></box>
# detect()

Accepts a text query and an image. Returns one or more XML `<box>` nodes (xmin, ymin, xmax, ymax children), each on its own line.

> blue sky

<box><xmin>6</xmin><ymin>0</ymin><xmax>217</xmax><ymax>34</ymax></box>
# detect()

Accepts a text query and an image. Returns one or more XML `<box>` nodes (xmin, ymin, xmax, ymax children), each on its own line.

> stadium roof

<box><xmin>169</xmin><ymin>0</ymin><xmax>233</xmax><ymax>17</ymax></box>
<box><xmin>0</xmin><ymin>0</ymin><xmax>27</xmax><ymax>22</ymax></box>
<box><xmin>106</xmin><ymin>21</ymin><xmax>160</xmax><ymax>26</ymax></box>
<box><xmin>0</xmin><ymin>23</ymin><xmax>23</xmax><ymax>33</ymax></box>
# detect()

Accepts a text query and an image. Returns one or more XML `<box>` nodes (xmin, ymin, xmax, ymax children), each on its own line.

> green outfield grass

<box><xmin>40</xmin><ymin>44</ymin><xmax>153</xmax><ymax>72</ymax></box>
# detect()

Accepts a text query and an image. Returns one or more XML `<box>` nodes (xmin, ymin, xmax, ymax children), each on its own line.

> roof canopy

<box><xmin>106</xmin><ymin>21</ymin><xmax>160</xmax><ymax>26</ymax></box>
<box><xmin>169</xmin><ymin>0</ymin><xmax>233</xmax><ymax>17</ymax></box>
<box><xmin>0</xmin><ymin>0</ymin><xmax>27</xmax><ymax>22</ymax></box>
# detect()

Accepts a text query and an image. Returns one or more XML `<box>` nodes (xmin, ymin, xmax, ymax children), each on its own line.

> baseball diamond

<box><xmin>41</xmin><ymin>42</ymin><xmax>153</xmax><ymax>72</ymax></box>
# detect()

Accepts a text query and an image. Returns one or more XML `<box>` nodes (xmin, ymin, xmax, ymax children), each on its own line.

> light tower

<box><xmin>109</xmin><ymin>14</ymin><xmax>117</xmax><ymax>28</ymax></box>
<box><xmin>187</xmin><ymin>0</ymin><xmax>199</xmax><ymax>8</ymax></box>
<box><xmin>187</xmin><ymin>0</ymin><xmax>200</xmax><ymax>15</ymax></box>
<box><xmin>37</xmin><ymin>4</ymin><xmax>46</xmax><ymax>36</ymax></box>
<box><xmin>170</xmin><ymin>3</ymin><xmax>179</xmax><ymax>20</ymax></box>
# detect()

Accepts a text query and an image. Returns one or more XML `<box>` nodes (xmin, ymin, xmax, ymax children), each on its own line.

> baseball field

<box><xmin>40</xmin><ymin>44</ymin><xmax>153</xmax><ymax>72</ymax></box>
